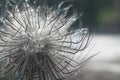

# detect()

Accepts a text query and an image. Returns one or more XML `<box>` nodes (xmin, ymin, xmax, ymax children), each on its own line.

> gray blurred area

<box><xmin>82</xmin><ymin>0</ymin><xmax>120</xmax><ymax>79</ymax></box>
<box><xmin>81</xmin><ymin>34</ymin><xmax>120</xmax><ymax>80</ymax></box>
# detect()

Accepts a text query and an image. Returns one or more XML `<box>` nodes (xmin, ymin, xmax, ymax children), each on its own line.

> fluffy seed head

<box><xmin>0</xmin><ymin>1</ymin><xmax>91</xmax><ymax>80</ymax></box>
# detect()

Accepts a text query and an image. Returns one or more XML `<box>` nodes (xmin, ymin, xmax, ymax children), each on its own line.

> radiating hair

<box><xmin>0</xmin><ymin>0</ymin><xmax>92</xmax><ymax>80</ymax></box>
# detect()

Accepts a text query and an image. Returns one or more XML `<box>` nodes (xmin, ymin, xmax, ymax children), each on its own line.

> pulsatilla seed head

<box><xmin>0</xmin><ymin>1</ymin><xmax>91</xmax><ymax>80</ymax></box>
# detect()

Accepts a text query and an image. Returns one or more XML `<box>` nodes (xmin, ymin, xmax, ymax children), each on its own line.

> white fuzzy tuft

<box><xmin>0</xmin><ymin>2</ymin><xmax>91</xmax><ymax>80</ymax></box>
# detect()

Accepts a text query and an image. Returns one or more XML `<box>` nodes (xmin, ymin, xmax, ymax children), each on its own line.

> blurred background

<box><xmin>0</xmin><ymin>0</ymin><xmax>120</xmax><ymax>80</ymax></box>
<box><xmin>79</xmin><ymin>0</ymin><xmax>120</xmax><ymax>80</ymax></box>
